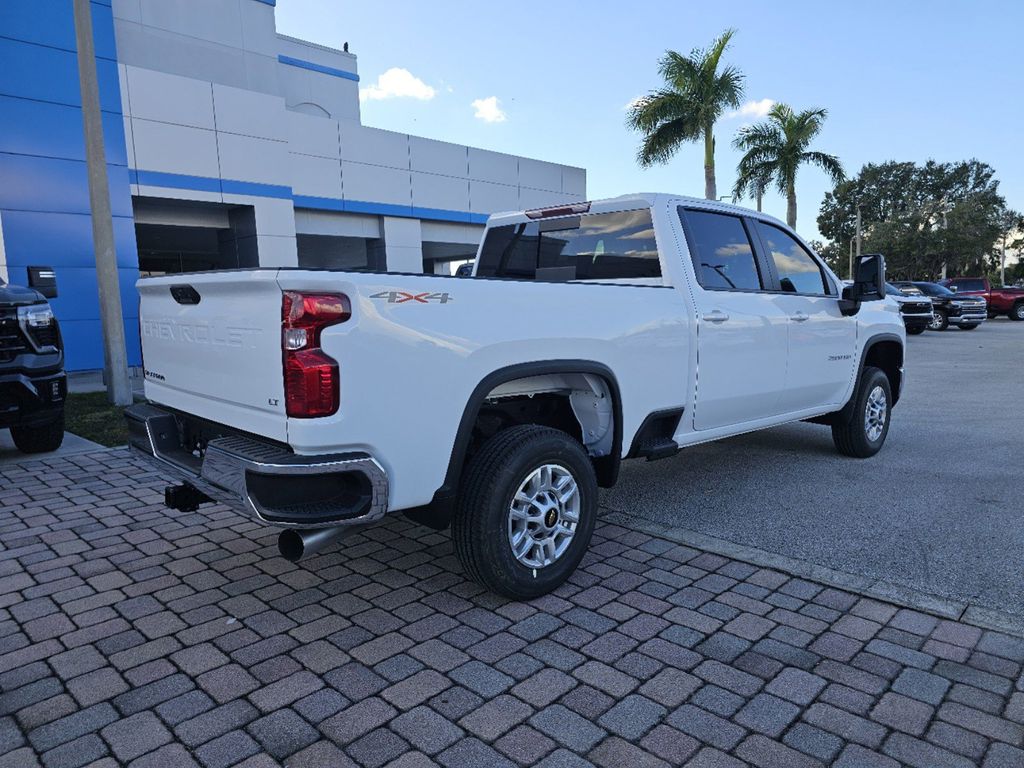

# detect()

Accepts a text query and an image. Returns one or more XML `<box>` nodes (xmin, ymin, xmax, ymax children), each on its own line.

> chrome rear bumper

<box><xmin>125</xmin><ymin>403</ymin><xmax>389</xmax><ymax>528</ymax></box>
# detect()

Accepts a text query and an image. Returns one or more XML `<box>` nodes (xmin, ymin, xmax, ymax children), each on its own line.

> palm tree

<box><xmin>732</xmin><ymin>103</ymin><xmax>844</xmax><ymax>228</ymax></box>
<box><xmin>627</xmin><ymin>30</ymin><xmax>744</xmax><ymax>200</ymax></box>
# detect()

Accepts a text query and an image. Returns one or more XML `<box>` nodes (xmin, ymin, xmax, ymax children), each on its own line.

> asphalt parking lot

<box><xmin>605</xmin><ymin>318</ymin><xmax>1024</xmax><ymax>624</ymax></box>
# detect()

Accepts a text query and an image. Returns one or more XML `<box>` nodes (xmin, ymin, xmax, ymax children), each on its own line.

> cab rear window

<box><xmin>475</xmin><ymin>209</ymin><xmax>661</xmax><ymax>282</ymax></box>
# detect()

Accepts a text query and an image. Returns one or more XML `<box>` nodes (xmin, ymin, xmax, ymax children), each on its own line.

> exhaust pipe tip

<box><xmin>278</xmin><ymin>529</ymin><xmax>306</xmax><ymax>562</ymax></box>
<box><xmin>278</xmin><ymin>525</ymin><xmax>355</xmax><ymax>562</ymax></box>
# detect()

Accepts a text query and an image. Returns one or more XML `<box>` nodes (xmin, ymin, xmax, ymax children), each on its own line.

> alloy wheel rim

<box><xmin>864</xmin><ymin>385</ymin><xmax>888</xmax><ymax>442</ymax></box>
<box><xmin>507</xmin><ymin>463</ymin><xmax>580</xmax><ymax>569</ymax></box>
<box><xmin>930</xmin><ymin>311</ymin><xmax>944</xmax><ymax>330</ymax></box>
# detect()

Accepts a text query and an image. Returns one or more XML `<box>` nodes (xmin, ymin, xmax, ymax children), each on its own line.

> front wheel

<box><xmin>958</xmin><ymin>323</ymin><xmax>979</xmax><ymax>330</ymax></box>
<box><xmin>451</xmin><ymin>425</ymin><xmax>597</xmax><ymax>599</ymax></box>
<box><xmin>831</xmin><ymin>367</ymin><xmax>892</xmax><ymax>458</ymax></box>
<box><xmin>10</xmin><ymin>412</ymin><xmax>65</xmax><ymax>454</ymax></box>
<box><xmin>1011</xmin><ymin>302</ymin><xmax>1024</xmax><ymax>321</ymax></box>
<box><xmin>928</xmin><ymin>309</ymin><xmax>948</xmax><ymax>331</ymax></box>
<box><xmin>906</xmin><ymin>325</ymin><xmax>926</xmax><ymax>335</ymax></box>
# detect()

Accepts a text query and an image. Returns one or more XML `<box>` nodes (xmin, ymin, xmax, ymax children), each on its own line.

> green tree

<box><xmin>732</xmin><ymin>104</ymin><xmax>844</xmax><ymax>228</ymax></box>
<box><xmin>817</xmin><ymin>160</ymin><xmax>1006</xmax><ymax>279</ymax></box>
<box><xmin>626</xmin><ymin>29</ymin><xmax>744</xmax><ymax>200</ymax></box>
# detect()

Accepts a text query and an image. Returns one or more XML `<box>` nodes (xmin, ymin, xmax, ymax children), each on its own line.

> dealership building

<box><xmin>0</xmin><ymin>0</ymin><xmax>586</xmax><ymax>371</ymax></box>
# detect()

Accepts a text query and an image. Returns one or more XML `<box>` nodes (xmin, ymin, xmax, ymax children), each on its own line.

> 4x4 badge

<box><xmin>370</xmin><ymin>291</ymin><xmax>453</xmax><ymax>304</ymax></box>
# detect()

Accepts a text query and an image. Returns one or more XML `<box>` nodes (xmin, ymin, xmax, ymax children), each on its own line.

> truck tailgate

<box><xmin>137</xmin><ymin>271</ymin><xmax>288</xmax><ymax>442</ymax></box>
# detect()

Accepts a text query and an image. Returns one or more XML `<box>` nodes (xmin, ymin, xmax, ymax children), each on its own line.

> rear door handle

<box><xmin>702</xmin><ymin>311</ymin><xmax>729</xmax><ymax>323</ymax></box>
<box><xmin>790</xmin><ymin>312</ymin><xmax>809</xmax><ymax>322</ymax></box>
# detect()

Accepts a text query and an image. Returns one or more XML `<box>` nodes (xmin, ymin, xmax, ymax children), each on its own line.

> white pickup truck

<box><xmin>127</xmin><ymin>194</ymin><xmax>905</xmax><ymax>598</ymax></box>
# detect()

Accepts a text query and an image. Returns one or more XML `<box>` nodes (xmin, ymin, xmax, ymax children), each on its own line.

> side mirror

<box><xmin>27</xmin><ymin>266</ymin><xmax>58</xmax><ymax>299</ymax></box>
<box><xmin>838</xmin><ymin>253</ymin><xmax>885</xmax><ymax>316</ymax></box>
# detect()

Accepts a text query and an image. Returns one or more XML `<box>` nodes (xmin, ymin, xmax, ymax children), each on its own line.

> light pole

<box><xmin>855</xmin><ymin>205</ymin><xmax>862</xmax><ymax>273</ymax></box>
<box><xmin>73</xmin><ymin>0</ymin><xmax>131</xmax><ymax>406</ymax></box>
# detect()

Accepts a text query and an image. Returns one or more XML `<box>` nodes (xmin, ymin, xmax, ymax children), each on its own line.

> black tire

<box><xmin>958</xmin><ymin>323</ymin><xmax>979</xmax><ymax>330</ymax></box>
<box><xmin>906</xmin><ymin>326</ymin><xmax>926</xmax><ymax>335</ymax></box>
<box><xmin>928</xmin><ymin>309</ymin><xmax>948</xmax><ymax>331</ymax></box>
<box><xmin>831</xmin><ymin>367</ymin><xmax>892</xmax><ymax>458</ymax></box>
<box><xmin>1011</xmin><ymin>302</ymin><xmax>1024</xmax><ymax>321</ymax></box>
<box><xmin>451</xmin><ymin>424</ymin><xmax>597</xmax><ymax>599</ymax></box>
<box><xmin>10</xmin><ymin>412</ymin><xmax>65</xmax><ymax>454</ymax></box>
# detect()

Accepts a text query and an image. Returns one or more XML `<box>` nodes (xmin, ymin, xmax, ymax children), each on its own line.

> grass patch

<box><xmin>64</xmin><ymin>391</ymin><xmax>132</xmax><ymax>447</ymax></box>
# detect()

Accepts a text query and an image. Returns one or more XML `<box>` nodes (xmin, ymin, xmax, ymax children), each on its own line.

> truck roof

<box><xmin>485</xmin><ymin>193</ymin><xmax>788</xmax><ymax>229</ymax></box>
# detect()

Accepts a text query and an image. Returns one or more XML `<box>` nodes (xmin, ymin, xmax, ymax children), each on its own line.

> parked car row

<box><xmin>941</xmin><ymin>277</ymin><xmax>1024</xmax><ymax>321</ymax></box>
<box><xmin>891</xmin><ymin>281</ymin><xmax>988</xmax><ymax>331</ymax></box>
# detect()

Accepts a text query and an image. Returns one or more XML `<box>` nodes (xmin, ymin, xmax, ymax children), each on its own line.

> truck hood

<box><xmin>0</xmin><ymin>283</ymin><xmax>45</xmax><ymax>307</ymax></box>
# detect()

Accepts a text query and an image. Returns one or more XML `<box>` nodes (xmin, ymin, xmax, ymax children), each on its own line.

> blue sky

<box><xmin>276</xmin><ymin>1</ymin><xmax>1023</xmax><ymax>242</ymax></box>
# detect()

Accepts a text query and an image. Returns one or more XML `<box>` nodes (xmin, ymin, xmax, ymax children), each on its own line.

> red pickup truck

<box><xmin>942</xmin><ymin>278</ymin><xmax>1024</xmax><ymax>321</ymax></box>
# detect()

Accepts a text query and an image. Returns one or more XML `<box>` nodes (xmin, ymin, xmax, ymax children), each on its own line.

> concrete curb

<box><xmin>602</xmin><ymin>508</ymin><xmax>1024</xmax><ymax>639</ymax></box>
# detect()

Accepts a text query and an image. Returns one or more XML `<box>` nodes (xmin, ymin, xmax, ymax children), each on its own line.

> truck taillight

<box><xmin>282</xmin><ymin>292</ymin><xmax>350</xmax><ymax>418</ymax></box>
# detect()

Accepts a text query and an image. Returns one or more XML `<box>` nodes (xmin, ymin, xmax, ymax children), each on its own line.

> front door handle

<box><xmin>702</xmin><ymin>311</ymin><xmax>729</xmax><ymax>323</ymax></box>
<box><xmin>790</xmin><ymin>312</ymin><xmax>810</xmax><ymax>322</ymax></box>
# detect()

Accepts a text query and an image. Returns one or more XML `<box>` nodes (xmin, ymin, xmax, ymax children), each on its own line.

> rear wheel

<box><xmin>1011</xmin><ymin>302</ymin><xmax>1024</xmax><ymax>321</ymax></box>
<box><xmin>451</xmin><ymin>424</ymin><xmax>597</xmax><ymax>599</ymax></box>
<box><xmin>10</xmin><ymin>412</ymin><xmax>65</xmax><ymax>454</ymax></box>
<box><xmin>958</xmin><ymin>323</ymin><xmax>979</xmax><ymax>330</ymax></box>
<box><xmin>928</xmin><ymin>309</ymin><xmax>948</xmax><ymax>331</ymax></box>
<box><xmin>831</xmin><ymin>367</ymin><xmax>891</xmax><ymax>458</ymax></box>
<box><xmin>906</xmin><ymin>326</ymin><xmax>926</xmax><ymax>335</ymax></box>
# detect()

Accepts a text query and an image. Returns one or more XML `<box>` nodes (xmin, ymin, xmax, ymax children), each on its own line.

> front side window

<box><xmin>475</xmin><ymin>209</ymin><xmax>660</xmax><ymax>281</ymax></box>
<box><xmin>680</xmin><ymin>209</ymin><xmax>762</xmax><ymax>291</ymax></box>
<box><xmin>756</xmin><ymin>222</ymin><xmax>831</xmax><ymax>295</ymax></box>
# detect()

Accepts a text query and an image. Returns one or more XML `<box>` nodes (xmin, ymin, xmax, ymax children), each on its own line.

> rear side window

<box><xmin>755</xmin><ymin>222</ymin><xmax>831</xmax><ymax>295</ymax></box>
<box><xmin>475</xmin><ymin>209</ymin><xmax>660</xmax><ymax>281</ymax></box>
<box><xmin>680</xmin><ymin>209</ymin><xmax>762</xmax><ymax>291</ymax></box>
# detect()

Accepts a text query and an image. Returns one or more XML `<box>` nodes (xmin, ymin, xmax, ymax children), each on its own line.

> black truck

<box><xmin>0</xmin><ymin>270</ymin><xmax>66</xmax><ymax>453</ymax></box>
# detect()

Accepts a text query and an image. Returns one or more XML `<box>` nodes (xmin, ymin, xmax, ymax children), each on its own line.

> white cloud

<box><xmin>728</xmin><ymin>98</ymin><xmax>775</xmax><ymax>119</ymax></box>
<box><xmin>360</xmin><ymin>67</ymin><xmax>436</xmax><ymax>102</ymax></box>
<box><xmin>471</xmin><ymin>96</ymin><xmax>507</xmax><ymax>123</ymax></box>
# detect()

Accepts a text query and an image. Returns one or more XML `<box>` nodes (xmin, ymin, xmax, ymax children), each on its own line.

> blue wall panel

<box><xmin>0</xmin><ymin>2</ymin><xmax>139</xmax><ymax>371</ymax></box>
<box><xmin>1</xmin><ymin>211</ymin><xmax>139</xmax><ymax>269</ymax></box>
<box><xmin>0</xmin><ymin>38</ymin><xmax>122</xmax><ymax>110</ymax></box>
<box><xmin>0</xmin><ymin>96</ymin><xmax>126</xmax><ymax>165</ymax></box>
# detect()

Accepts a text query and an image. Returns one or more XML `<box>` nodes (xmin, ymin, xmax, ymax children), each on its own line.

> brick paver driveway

<box><xmin>3</xmin><ymin>450</ymin><xmax>1024</xmax><ymax>767</ymax></box>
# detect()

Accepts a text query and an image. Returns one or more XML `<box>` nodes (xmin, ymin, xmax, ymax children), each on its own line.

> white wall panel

<box><xmin>421</xmin><ymin>221</ymin><xmax>483</xmax><ymax>245</ymax></box>
<box><xmin>112</xmin><ymin>0</ymin><xmax>141</xmax><ymax>23</ymax></box>
<box><xmin>124</xmin><ymin>66</ymin><xmax>214</xmax><ymax>128</ymax></box>
<box><xmin>341</xmin><ymin>126</ymin><xmax>409</xmax><ymax>170</ymax></box>
<box><xmin>410</xmin><ymin>137</ymin><xmax>468</xmax><ymax>178</ymax></box>
<box><xmin>294</xmin><ymin>210</ymin><xmax>381</xmax><ymax>238</ymax></box>
<box><xmin>213</xmin><ymin>83</ymin><xmax>285</xmax><ymax>140</ymax></box>
<box><xmin>288</xmin><ymin>153</ymin><xmax>343</xmax><ymax>199</ymax></box>
<box><xmin>217</xmin><ymin>133</ymin><xmax>288</xmax><ymax>186</ymax></box>
<box><xmin>122</xmin><ymin>117</ymin><xmax>135</xmax><ymax>168</ymax></box>
<box><xmin>239</xmin><ymin>1</ymin><xmax>278</xmax><ymax>56</ymax></box>
<box><xmin>519</xmin><ymin>188</ymin><xmax>573</xmax><ymax>209</ymax></box>
<box><xmin>286</xmin><ymin>112</ymin><xmax>340</xmax><ymax>159</ymax></box>
<box><xmin>469</xmin><ymin>180</ymin><xmax>518</xmax><ymax>214</ymax></box>
<box><xmin>255</xmin><ymin>234</ymin><xmax>298</xmax><ymax>267</ymax></box>
<box><xmin>411</xmin><ymin>172</ymin><xmax>469</xmax><ymax>212</ymax></box>
<box><xmin>562</xmin><ymin>166</ymin><xmax>587</xmax><ymax>196</ymax></box>
<box><xmin>342</xmin><ymin>162</ymin><xmax>411</xmax><ymax>207</ymax></box>
<box><xmin>469</xmin><ymin>148</ymin><xmax>518</xmax><ymax>184</ymax></box>
<box><xmin>519</xmin><ymin>157</ymin><xmax>562</xmax><ymax>192</ymax></box>
<box><xmin>132</xmin><ymin>118</ymin><xmax>219</xmax><ymax>177</ymax></box>
<box><xmin>139</xmin><ymin>0</ymin><xmax>244</xmax><ymax>49</ymax></box>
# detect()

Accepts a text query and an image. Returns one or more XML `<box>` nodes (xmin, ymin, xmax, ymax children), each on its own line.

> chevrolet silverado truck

<box><xmin>1</xmin><ymin>271</ymin><xmax>66</xmax><ymax>453</ymax></box>
<box><xmin>885</xmin><ymin>283</ymin><xmax>932</xmax><ymax>335</ymax></box>
<box><xmin>893</xmin><ymin>281</ymin><xmax>987</xmax><ymax>331</ymax></box>
<box><xmin>942</xmin><ymin>277</ymin><xmax>1024</xmax><ymax>321</ymax></box>
<box><xmin>126</xmin><ymin>195</ymin><xmax>905</xmax><ymax>598</ymax></box>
